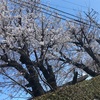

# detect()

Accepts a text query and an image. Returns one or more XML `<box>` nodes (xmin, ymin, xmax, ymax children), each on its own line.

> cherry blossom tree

<box><xmin>0</xmin><ymin>0</ymin><xmax>71</xmax><ymax>99</ymax></box>
<box><xmin>0</xmin><ymin>0</ymin><xmax>100</xmax><ymax>100</ymax></box>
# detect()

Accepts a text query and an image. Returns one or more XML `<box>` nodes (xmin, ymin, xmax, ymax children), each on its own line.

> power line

<box><xmin>10</xmin><ymin>0</ymin><xmax>89</xmax><ymax>25</ymax></box>
<box><xmin>9</xmin><ymin>0</ymin><xmax>70</xmax><ymax>21</ymax></box>
<box><xmin>42</xmin><ymin>0</ymin><xmax>87</xmax><ymax>8</ymax></box>
<box><xmin>42</xmin><ymin>0</ymin><xmax>88</xmax><ymax>13</ymax></box>
<box><xmin>42</xmin><ymin>0</ymin><xmax>100</xmax><ymax>20</ymax></box>
<box><xmin>38</xmin><ymin>1</ymin><xmax>88</xmax><ymax>21</ymax></box>
<box><xmin>9</xmin><ymin>0</ymin><xmax>100</xmax><ymax>28</ymax></box>
<box><xmin>42</xmin><ymin>1</ymin><xmax>83</xmax><ymax>12</ymax></box>
<box><xmin>10</xmin><ymin>0</ymin><xmax>87</xmax><ymax>21</ymax></box>
<box><xmin>62</xmin><ymin>0</ymin><xmax>88</xmax><ymax>9</ymax></box>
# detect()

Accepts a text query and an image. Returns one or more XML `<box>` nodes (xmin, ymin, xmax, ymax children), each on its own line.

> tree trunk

<box><xmin>28</xmin><ymin>77</ymin><xmax>45</xmax><ymax>97</ymax></box>
<box><xmin>72</xmin><ymin>71</ymin><xmax>78</xmax><ymax>84</ymax></box>
<box><xmin>39</xmin><ymin>62</ymin><xmax>57</xmax><ymax>91</ymax></box>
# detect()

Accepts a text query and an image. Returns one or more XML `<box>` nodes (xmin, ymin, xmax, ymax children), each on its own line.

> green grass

<box><xmin>34</xmin><ymin>75</ymin><xmax>100</xmax><ymax>100</ymax></box>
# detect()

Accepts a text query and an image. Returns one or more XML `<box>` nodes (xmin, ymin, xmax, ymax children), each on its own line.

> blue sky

<box><xmin>41</xmin><ymin>0</ymin><xmax>100</xmax><ymax>20</ymax></box>
<box><xmin>41</xmin><ymin>0</ymin><xmax>100</xmax><ymax>12</ymax></box>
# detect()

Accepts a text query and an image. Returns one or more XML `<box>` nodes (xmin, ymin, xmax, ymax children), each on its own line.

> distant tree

<box><xmin>65</xmin><ymin>13</ymin><xmax>100</xmax><ymax>77</ymax></box>
<box><xmin>0</xmin><ymin>0</ymin><xmax>100</xmax><ymax>100</ymax></box>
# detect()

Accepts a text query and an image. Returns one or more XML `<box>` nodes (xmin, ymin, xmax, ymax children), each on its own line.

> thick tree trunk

<box><xmin>39</xmin><ymin>65</ymin><xmax>57</xmax><ymax>90</ymax></box>
<box><xmin>8</xmin><ymin>60</ymin><xmax>45</xmax><ymax>97</ymax></box>
<box><xmin>18</xmin><ymin>51</ymin><xmax>45</xmax><ymax>97</ymax></box>
<box><xmin>28</xmin><ymin>77</ymin><xmax>45</xmax><ymax>97</ymax></box>
<box><xmin>38</xmin><ymin>61</ymin><xmax>57</xmax><ymax>91</ymax></box>
<box><xmin>72</xmin><ymin>71</ymin><xmax>78</xmax><ymax>84</ymax></box>
<box><xmin>25</xmin><ymin>65</ymin><xmax>45</xmax><ymax>97</ymax></box>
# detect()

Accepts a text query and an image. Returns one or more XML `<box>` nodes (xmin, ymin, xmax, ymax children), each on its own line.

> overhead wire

<box><xmin>41</xmin><ymin>0</ymin><xmax>87</xmax><ymax>13</ymax></box>
<box><xmin>10</xmin><ymin>0</ymin><xmax>89</xmax><ymax>25</ymax></box>
<box><xmin>61</xmin><ymin>0</ymin><xmax>100</xmax><ymax>18</ymax></box>
<box><xmin>37</xmin><ymin>1</ymin><xmax>88</xmax><ymax>21</ymax></box>
<box><xmin>9</xmin><ymin>0</ymin><xmax>70</xmax><ymax>21</ymax></box>
<box><xmin>42</xmin><ymin>1</ymin><xmax>78</xmax><ymax>11</ymax></box>
<box><xmin>9</xmin><ymin>0</ymin><xmax>100</xmax><ymax>28</ymax></box>
<box><xmin>10</xmin><ymin>0</ymin><xmax>87</xmax><ymax>21</ymax></box>
<box><xmin>42</xmin><ymin>1</ymin><xmax>88</xmax><ymax>21</ymax></box>
<box><xmin>42</xmin><ymin>0</ymin><xmax>100</xmax><ymax>21</ymax></box>
<box><xmin>62</xmin><ymin>0</ymin><xmax>88</xmax><ymax>8</ymax></box>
